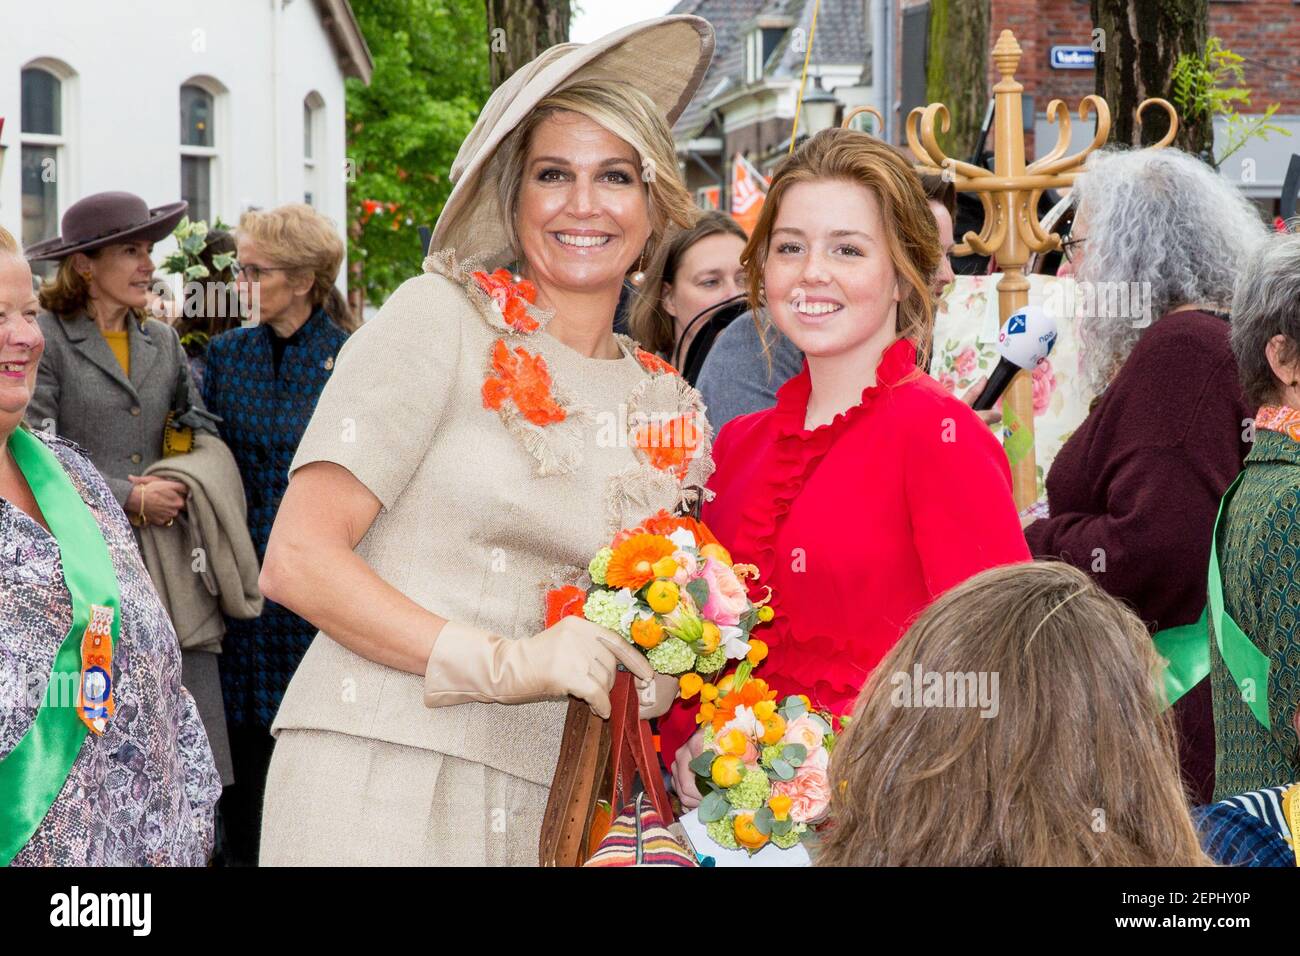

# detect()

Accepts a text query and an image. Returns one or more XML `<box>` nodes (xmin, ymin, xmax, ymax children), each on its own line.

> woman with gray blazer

<box><xmin>24</xmin><ymin>191</ymin><xmax>234</xmax><ymax>791</ymax></box>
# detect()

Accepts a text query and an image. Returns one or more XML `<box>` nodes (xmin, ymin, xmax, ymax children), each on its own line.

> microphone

<box><xmin>971</xmin><ymin>305</ymin><xmax>1058</xmax><ymax>411</ymax></box>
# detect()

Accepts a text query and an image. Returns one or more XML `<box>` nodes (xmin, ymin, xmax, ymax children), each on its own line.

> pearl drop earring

<box><xmin>630</xmin><ymin>251</ymin><xmax>647</xmax><ymax>287</ymax></box>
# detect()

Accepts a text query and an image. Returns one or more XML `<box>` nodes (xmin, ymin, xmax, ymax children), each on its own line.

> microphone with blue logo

<box><xmin>971</xmin><ymin>305</ymin><xmax>1058</xmax><ymax>411</ymax></box>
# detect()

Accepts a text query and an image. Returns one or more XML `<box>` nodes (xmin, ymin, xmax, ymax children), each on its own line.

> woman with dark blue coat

<box><xmin>201</xmin><ymin>203</ymin><xmax>356</xmax><ymax>866</ymax></box>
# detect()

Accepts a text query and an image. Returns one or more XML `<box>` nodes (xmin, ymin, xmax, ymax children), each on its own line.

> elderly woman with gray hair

<box><xmin>1209</xmin><ymin>234</ymin><xmax>1300</xmax><ymax>801</ymax></box>
<box><xmin>1024</xmin><ymin>147</ymin><xmax>1268</xmax><ymax>804</ymax></box>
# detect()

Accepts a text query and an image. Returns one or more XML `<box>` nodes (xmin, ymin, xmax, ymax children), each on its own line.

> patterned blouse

<box><xmin>0</xmin><ymin>429</ymin><xmax>220</xmax><ymax>865</ymax></box>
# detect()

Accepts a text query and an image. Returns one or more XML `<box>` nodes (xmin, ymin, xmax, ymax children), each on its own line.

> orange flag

<box><xmin>730</xmin><ymin>153</ymin><xmax>768</xmax><ymax>236</ymax></box>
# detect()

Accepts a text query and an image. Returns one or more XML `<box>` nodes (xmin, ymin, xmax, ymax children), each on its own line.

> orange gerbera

<box><xmin>604</xmin><ymin>533</ymin><xmax>677</xmax><ymax>590</ymax></box>
<box><xmin>610</xmin><ymin>509</ymin><xmax>720</xmax><ymax>549</ymax></box>
<box><xmin>472</xmin><ymin>268</ymin><xmax>539</xmax><ymax>333</ymax></box>
<box><xmin>632</xmin><ymin>414</ymin><xmax>702</xmax><ymax>480</ymax></box>
<box><xmin>634</xmin><ymin>348</ymin><xmax>678</xmax><ymax>377</ymax></box>
<box><xmin>544</xmin><ymin>585</ymin><xmax>587</xmax><ymax>628</ymax></box>
<box><xmin>710</xmin><ymin>677</ymin><xmax>777</xmax><ymax>733</ymax></box>
<box><xmin>481</xmin><ymin>339</ymin><xmax>567</xmax><ymax>426</ymax></box>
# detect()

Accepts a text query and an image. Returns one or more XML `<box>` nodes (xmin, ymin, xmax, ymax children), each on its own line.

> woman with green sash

<box><xmin>1211</xmin><ymin>234</ymin><xmax>1300</xmax><ymax>801</ymax></box>
<box><xmin>0</xmin><ymin>226</ymin><xmax>219</xmax><ymax>866</ymax></box>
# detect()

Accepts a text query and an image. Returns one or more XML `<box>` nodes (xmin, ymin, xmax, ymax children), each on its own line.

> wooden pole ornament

<box><xmin>905</xmin><ymin>28</ymin><xmax>1178</xmax><ymax>508</ymax></box>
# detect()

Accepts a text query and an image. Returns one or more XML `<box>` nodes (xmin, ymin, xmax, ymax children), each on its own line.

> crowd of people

<box><xmin>1</xmin><ymin>13</ymin><xmax>1297</xmax><ymax>867</ymax></box>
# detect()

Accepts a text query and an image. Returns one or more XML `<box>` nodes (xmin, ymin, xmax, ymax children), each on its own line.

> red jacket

<box><xmin>660</xmin><ymin>338</ymin><xmax>1030</xmax><ymax>764</ymax></box>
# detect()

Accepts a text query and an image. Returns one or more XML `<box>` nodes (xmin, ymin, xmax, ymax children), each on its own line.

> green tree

<box><xmin>346</xmin><ymin>0</ymin><xmax>491</xmax><ymax>307</ymax></box>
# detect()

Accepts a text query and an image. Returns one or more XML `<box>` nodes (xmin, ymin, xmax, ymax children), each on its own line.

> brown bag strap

<box><xmin>607</xmin><ymin>669</ymin><xmax>674</xmax><ymax>825</ymax></box>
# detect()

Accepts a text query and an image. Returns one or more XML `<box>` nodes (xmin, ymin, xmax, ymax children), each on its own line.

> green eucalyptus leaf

<box><xmin>771</xmin><ymin>758</ymin><xmax>794</xmax><ymax>780</ymax></box>
<box><xmin>688</xmin><ymin>751</ymin><xmax>717</xmax><ymax>778</ymax></box>
<box><xmin>771</xmin><ymin>819</ymin><xmax>793</xmax><ymax>837</ymax></box>
<box><xmin>685</xmin><ymin>578</ymin><xmax>710</xmax><ymax>610</ymax></box>
<box><xmin>698</xmin><ymin>790</ymin><xmax>729</xmax><ymax>824</ymax></box>
<box><xmin>782</xmin><ymin>743</ymin><xmax>807</xmax><ymax>765</ymax></box>
<box><xmin>753</xmin><ymin>807</ymin><xmax>774</xmax><ymax>835</ymax></box>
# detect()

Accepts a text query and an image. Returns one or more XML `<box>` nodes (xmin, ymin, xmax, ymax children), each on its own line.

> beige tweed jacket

<box><xmin>270</xmin><ymin>251</ymin><xmax>714</xmax><ymax>787</ymax></box>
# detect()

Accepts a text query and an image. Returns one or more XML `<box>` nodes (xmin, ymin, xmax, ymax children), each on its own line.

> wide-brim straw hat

<box><xmin>26</xmin><ymin>191</ymin><xmax>188</xmax><ymax>261</ymax></box>
<box><xmin>431</xmin><ymin>15</ymin><xmax>714</xmax><ymax>268</ymax></box>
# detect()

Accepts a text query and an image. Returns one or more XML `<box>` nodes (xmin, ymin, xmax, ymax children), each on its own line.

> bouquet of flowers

<box><xmin>544</xmin><ymin>509</ymin><xmax>773</xmax><ymax>681</ymax></box>
<box><xmin>683</xmin><ymin>668</ymin><xmax>840</xmax><ymax>855</ymax></box>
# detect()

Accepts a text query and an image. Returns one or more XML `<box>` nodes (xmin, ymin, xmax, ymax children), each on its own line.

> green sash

<box><xmin>1154</xmin><ymin>472</ymin><xmax>1272</xmax><ymax>728</ymax></box>
<box><xmin>0</xmin><ymin>428</ymin><xmax>121</xmax><ymax>865</ymax></box>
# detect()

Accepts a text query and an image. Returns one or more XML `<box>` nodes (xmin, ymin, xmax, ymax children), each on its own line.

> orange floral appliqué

<box><xmin>632</xmin><ymin>414</ymin><xmax>702</xmax><ymax>479</ymax></box>
<box><xmin>635</xmin><ymin>348</ymin><xmax>679</xmax><ymax>377</ymax></box>
<box><xmin>482</xmin><ymin>339</ymin><xmax>567</xmax><ymax>426</ymax></box>
<box><xmin>472</xmin><ymin>268</ymin><xmax>540</xmax><ymax>333</ymax></box>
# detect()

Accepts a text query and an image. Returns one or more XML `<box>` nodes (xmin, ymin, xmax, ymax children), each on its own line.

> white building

<box><xmin>0</xmin><ymin>0</ymin><xmax>371</xmax><ymax>277</ymax></box>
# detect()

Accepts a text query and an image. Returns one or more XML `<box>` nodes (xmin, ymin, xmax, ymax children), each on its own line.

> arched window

<box><xmin>180</xmin><ymin>80</ymin><xmax>223</xmax><ymax>223</ymax></box>
<box><xmin>20</xmin><ymin>63</ymin><xmax>72</xmax><ymax>250</ymax></box>
<box><xmin>303</xmin><ymin>92</ymin><xmax>325</xmax><ymax>208</ymax></box>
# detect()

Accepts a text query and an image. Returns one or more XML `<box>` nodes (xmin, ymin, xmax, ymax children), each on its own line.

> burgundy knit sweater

<box><xmin>1024</xmin><ymin>309</ymin><xmax>1251</xmax><ymax>804</ymax></box>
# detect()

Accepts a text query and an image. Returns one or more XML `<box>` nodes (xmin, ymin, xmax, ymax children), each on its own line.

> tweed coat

<box><xmin>28</xmin><ymin>310</ymin><xmax>204</xmax><ymax>507</ymax></box>
<box><xmin>1212</xmin><ymin>425</ymin><xmax>1300</xmax><ymax>798</ymax></box>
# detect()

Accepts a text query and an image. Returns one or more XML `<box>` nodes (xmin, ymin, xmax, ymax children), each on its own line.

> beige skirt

<box><xmin>260</xmin><ymin>728</ymin><xmax>550</xmax><ymax>866</ymax></box>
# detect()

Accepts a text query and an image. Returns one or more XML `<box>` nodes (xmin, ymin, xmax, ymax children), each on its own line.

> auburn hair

<box><xmin>817</xmin><ymin>561</ymin><xmax>1212</xmax><ymax>867</ymax></box>
<box><xmin>741</xmin><ymin>128</ymin><xmax>940</xmax><ymax>365</ymax></box>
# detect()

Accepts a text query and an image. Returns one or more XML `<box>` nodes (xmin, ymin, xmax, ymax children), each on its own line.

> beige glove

<box><xmin>637</xmin><ymin>673</ymin><xmax>680</xmax><ymax>720</ymax></box>
<box><xmin>424</xmin><ymin>617</ymin><xmax>654</xmax><ymax>719</ymax></box>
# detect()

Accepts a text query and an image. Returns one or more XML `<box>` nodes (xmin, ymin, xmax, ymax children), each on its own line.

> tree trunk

<box><xmin>486</xmin><ymin>0</ymin><xmax>571</xmax><ymax>90</ymax></box>
<box><xmin>925</xmin><ymin>0</ymin><xmax>990</xmax><ymax>161</ymax></box>
<box><xmin>1091</xmin><ymin>0</ymin><xmax>1212</xmax><ymax>158</ymax></box>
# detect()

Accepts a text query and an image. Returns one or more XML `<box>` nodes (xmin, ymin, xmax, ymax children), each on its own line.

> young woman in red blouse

<box><xmin>663</xmin><ymin>129</ymin><xmax>1030</xmax><ymax>805</ymax></box>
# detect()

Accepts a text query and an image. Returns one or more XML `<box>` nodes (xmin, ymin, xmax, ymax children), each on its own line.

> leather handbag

<box><xmin>539</xmin><ymin>669</ymin><xmax>682</xmax><ymax>866</ymax></box>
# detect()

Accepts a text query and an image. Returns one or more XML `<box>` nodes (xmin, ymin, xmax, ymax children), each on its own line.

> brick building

<box><xmin>677</xmin><ymin>0</ymin><xmax>1300</xmax><ymax>215</ymax></box>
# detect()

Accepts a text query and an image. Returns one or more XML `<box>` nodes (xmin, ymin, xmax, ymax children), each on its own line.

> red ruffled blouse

<box><xmin>659</xmin><ymin>338</ymin><xmax>1030</xmax><ymax>763</ymax></box>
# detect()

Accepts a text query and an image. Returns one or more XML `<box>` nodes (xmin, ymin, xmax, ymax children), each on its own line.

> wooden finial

<box><xmin>992</xmin><ymin>29</ymin><xmax>1022</xmax><ymax>81</ymax></box>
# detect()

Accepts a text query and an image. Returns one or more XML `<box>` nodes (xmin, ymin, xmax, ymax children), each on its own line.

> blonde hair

<box><xmin>818</xmin><ymin>561</ymin><xmax>1211</xmax><ymax>867</ymax></box>
<box><xmin>493</xmin><ymin>79</ymin><xmax>698</xmax><ymax>275</ymax></box>
<box><xmin>742</xmin><ymin>128</ymin><xmax>940</xmax><ymax>367</ymax></box>
<box><xmin>0</xmin><ymin>224</ymin><xmax>18</xmax><ymax>257</ymax></box>
<box><xmin>627</xmin><ymin>210</ymin><xmax>748</xmax><ymax>355</ymax></box>
<box><xmin>238</xmin><ymin>203</ymin><xmax>357</xmax><ymax>332</ymax></box>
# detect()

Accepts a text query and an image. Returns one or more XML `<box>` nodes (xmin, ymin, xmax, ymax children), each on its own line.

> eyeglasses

<box><xmin>232</xmin><ymin>263</ymin><xmax>289</xmax><ymax>281</ymax></box>
<box><xmin>1059</xmin><ymin>236</ymin><xmax>1087</xmax><ymax>263</ymax></box>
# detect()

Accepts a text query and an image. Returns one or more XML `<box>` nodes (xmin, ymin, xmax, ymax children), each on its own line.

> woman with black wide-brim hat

<box><xmin>25</xmin><ymin>191</ymin><xmax>236</xmax><ymax>790</ymax></box>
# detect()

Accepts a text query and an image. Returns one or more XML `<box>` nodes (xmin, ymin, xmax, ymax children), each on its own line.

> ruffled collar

<box><xmin>773</xmin><ymin>337</ymin><xmax>920</xmax><ymax>439</ymax></box>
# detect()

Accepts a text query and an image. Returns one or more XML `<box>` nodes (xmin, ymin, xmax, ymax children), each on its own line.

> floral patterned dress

<box><xmin>0</xmin><ymin>430</ymin><xmax>221</xmax><ymax>865</ymax></box>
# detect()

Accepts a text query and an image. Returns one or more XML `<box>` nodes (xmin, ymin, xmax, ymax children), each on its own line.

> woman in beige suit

<box><xmin>257</xmin><ymin>17</ymin><xmax>716</xmax><ymax>865</ymax></box>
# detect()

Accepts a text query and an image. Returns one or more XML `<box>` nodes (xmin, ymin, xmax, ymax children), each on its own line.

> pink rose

<box><xmin>672</xmin><ymin>550</ymin><xmax>700</xmax><ymax>586</ymax></box>
<box><xmin>782</xmin><ymin>714</ymin><xmax>828</xmax><ymax>755</ymax></box>
<box><xmin>937</xmin><ymin>371</ymin><xmax>958</xmax><ymax>394</ymax></box>
<box><xmin>954</xmin><ymin>347</ymin><xmax>978</xmax><ymax>379</ymax></box>
<box><xmin>771</xmin><ymin>762</ymin><xmax>832</xmax><ymax>824</ymax></box>
<box><xmin>699</xmin><ymin>557</ymin><xmax>748</xmax><ymax>627</ymax></box>
<box><xmin>1031</xmin><ymin>358</ymin><xmax>1056</xmax><ymax>416</ymax></box>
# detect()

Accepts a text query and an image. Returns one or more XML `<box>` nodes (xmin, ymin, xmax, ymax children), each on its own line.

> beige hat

<box><xmin>430</xmin><ymin>15</ymin><xmax>714</xmax><ymax>268</ymax></box>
